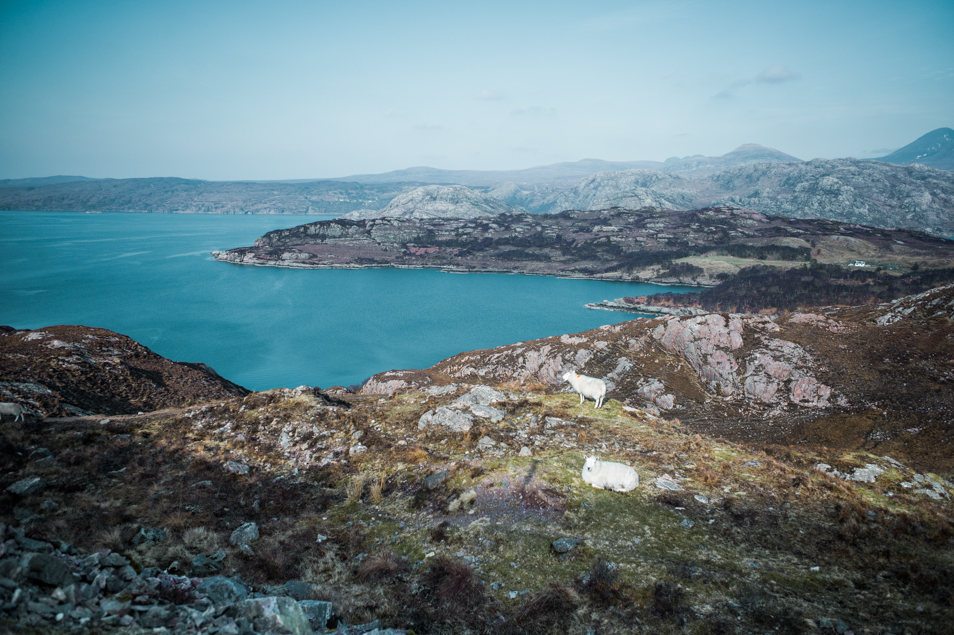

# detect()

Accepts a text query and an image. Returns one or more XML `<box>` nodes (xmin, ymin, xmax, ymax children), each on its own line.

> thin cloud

<box><xmin>413</xmin><ymin>124</ymin><xmax>444</xmax><ymax>132</ymax></box>
<box><xmin>475</xmin><ymin>89</ymin><xmax>504</xmax><ymax>101</ymax></box>
<box><xmin>756</xmin><ymin>65</ymin><xmax>801</xmax><ymax>84</ymax></box>
<box><xmin>713</xmin><ymin>79</ymin><xmax>752</xmax><ymax>100</ymax></box>
<box><xmin>713</xmin><ymin>66</ymin><xmax>800</xmax><ymax>99</ymax></box>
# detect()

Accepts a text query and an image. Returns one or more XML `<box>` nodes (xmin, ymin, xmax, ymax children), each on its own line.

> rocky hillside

<box><xmin>213</xmin><ymin>206</ymin><xmax>954</xmax><ymax>286</ymax></box>
<box><xmin>705</xmin><ymin>159</ymin><xmax>954</xmax><ymax>235</ymax></box>
<box><xmin>534</xmin><ymin>170</ymin><xmax>697</xmax><ymax>213</ymax></box>
<box><xmin>340</xmin><ymin>185</ymin><xmax>515</xmax><ymax>220</ymax></box>
<box><xmin>0</xmin><ymin>325</ymin><xmax>248</xmax><ymax>417</ymax></box>
<box><xmin>874</xmin><ymin>127</ymin><xmax>954</xmax><ymax>171</ymax></box>
<box><xmin>364</xmin><ymin>283</ymin><xmax>954</xmax><ymax>473</ymax></box>
<box><xmin>1</xmin><ymin>317</ymin><xmax>952</xmax><ymax>633</ymax></box>
<box><xmin>510</xmin><ymin>160</ymin><xmax>954</xmax><ymax>235</ymax></box>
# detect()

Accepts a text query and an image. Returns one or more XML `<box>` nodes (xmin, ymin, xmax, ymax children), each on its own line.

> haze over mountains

<box><xmin>1</xmin><ymin>128</ymin><xmax>952</xmax><ymax>234</ymax></box>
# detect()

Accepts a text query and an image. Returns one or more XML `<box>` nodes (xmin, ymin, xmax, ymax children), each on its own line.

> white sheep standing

<box><xmin>0</xmin><ymin>403</ymin><xmax>25</xmax><ymax>422</ymax></box>
<box><xmin>562</xmin><ymin>371</ymin><xmax>607</xmax><ymax>409</ymax></box>
<box><xmin>581</xmin><ymin>456</ymin><xmax>639</xmax><ymax>492</ymax></box>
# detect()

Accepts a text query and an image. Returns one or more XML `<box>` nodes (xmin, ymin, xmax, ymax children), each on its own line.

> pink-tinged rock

<box><xmin>743</xmin><ymin>376</ymin><xmax>779</xmax><ymax>403</ymax></box>
<box><xmin>701</xmin><ymin>350</ymin><xmax>738</xmax><ymax>392</ymax></box>
<box><xmin>655</xmin><ymin>394</ymin><xmax>675</xmax><ymax>409</ymax></box>
<box><xmin>637</xmin><ymin>379</ymin><xmax>665</xmax><ymax>401</ymax></box>
<box><xmin>729</xmin><ymin>331</ymin><xmax>743</xmax><ymax>350</ymax></box>
<box><xmin>790</xmin><ymin>376</ymin><xmax>832</xmax><ymax>407</ymax></box>
<box><xmin>789</xmin><ymin>313</ymin><xmax>847</xmax><ymax>333</ymax></box>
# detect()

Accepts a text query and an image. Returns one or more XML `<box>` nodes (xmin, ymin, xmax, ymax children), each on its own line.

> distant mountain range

<box><xmin>1</xmin><ymin>128</ymin><xmax>951</xmax><ymax>234</ymax></box>
<box><xmin>335</xmin><ymin>143</ymin><xmax>801</xmax><ymax>186</ymax></box>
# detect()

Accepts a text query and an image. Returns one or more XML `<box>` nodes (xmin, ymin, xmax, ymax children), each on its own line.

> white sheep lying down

<box><xmin>562</xmin><ymin>371</ymin><xmax>607</xmax><ymax>409</ymax></box>
<box><xmin>0</xmin><ymin>403</ymin><xmax>25</xmax><ymax>422</ymax></box>
<box><xmin>582</xmin><ymin>456</ymin><xmax>639</xmax><ymax>492</ymax></box>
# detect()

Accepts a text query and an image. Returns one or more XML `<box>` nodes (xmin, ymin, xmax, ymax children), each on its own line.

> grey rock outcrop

<box><xmin>342</xmin><ymin>185</ymin><xmax>514</xmax><ymax>220</ymax></box>
<box><xmin>229</xmin><ymin>522</ymin><xmax>259</xmax><ymax>547</ymax></box>
<box><xmin>418</xmin><ymin>407</ymin><xmax>475</xmax><ymax>433</ymax></box>
<box><xmin>196</xmin><ymin>576</ymin><xmax>248</xmax><ymax>605</ymax></box>
<box><xmin>536</xmin><ymin>169</ymin><xmax>697</xmax><ymax>213</ymax></box>
<box><xmin>226</xmin><ymin>596</ymin><xmax>313</xmax><ymax>634</ymax></box>
<box><xmin>5</xmin><ymin>477</ymin><xmax>48</xmax><ymax>497</ymax></box>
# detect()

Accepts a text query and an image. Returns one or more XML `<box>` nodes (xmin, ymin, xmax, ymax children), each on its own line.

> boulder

<box><xmin>197</xmin><ymin>576</ymin><xmax>248</xmax><ymax>605</ymax></box>
<box><xmin>190</xmin><ymin>551</ymin><xmax>226</xmax><ymax>576</ymax></box>
<box><xmin>230</xmin><ymin>522</ymin><xmax>260</xmax><ymax>547</ymax></box>
<box><xmin>5</xmin><ymin>476</ymin><xmax>48</xmax><ymax>497</ymax></box>
<box><xmin>132</xmin><ymin>526</ymin><xmax>167</xmax><ymax>546</ymax></box>
<box><xmin>227</xmin><ymin>596</ymin><xmax>313</xmax><ymax>635</ymax></box>
<box><xmin>469</xmin><ymin>404</ymin><xmax>505</xmax><ymax>422</ymax></box>
<box><xmin>551</xmin><ymin>538</ymin><xmax>582</xmax><ymax>554</ymax></box>
<box><xmin>25</xmin><ymin>553</ymin><xmax>76</xmax><ymax>587</ymax></box>
<box><xmin>418</xmin><ymin>407</ymin><xmax>474</xmax><ymax>432</ymax></box>
<box><xmin>453</xmin><ymin>385</ymin><xmax>505</xmax><ymax>406</ymax></box>
<box><xmin>424</xmin><ymin>470</ymin><xmax>449</xmax><ymax>490</ymax></box>
<box><xmin>224</xmin><ymin>460</ymin><xmax>250</xmax><ymax>475</ymax></box>
<box><xmin>278</xmin><ymin>580</ymin><xmax>318</xmax><ymax>600</ymax></box>
<box><xmin>298</xmin><ymin>600</ymin><xmax>333</xmax><ymax>630</ymax></box>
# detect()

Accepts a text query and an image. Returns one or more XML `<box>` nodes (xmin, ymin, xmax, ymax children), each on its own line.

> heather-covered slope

<box><xmin>0</xmin><ymin>325</ymin><xmax>249</xmax><ymax>417</ymax></box>
<box><xmin>2</xmin><ymin>338</ymin><xmax>952</xmax><ymax>633</ymax></box>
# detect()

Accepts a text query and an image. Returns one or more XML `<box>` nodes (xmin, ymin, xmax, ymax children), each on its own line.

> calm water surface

<box><xmin>0</xmin><ymin>212</ymin><xmax>694</xmax><ymax>391</ymax></box>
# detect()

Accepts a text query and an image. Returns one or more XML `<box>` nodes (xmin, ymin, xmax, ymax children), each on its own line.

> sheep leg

<box><xmin>579</xmin><ymin>393</ymin><xmax>584</xmax><ymax>405</ymax></box>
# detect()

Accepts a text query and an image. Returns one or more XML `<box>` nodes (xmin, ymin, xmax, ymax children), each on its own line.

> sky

<box><xmin>1</xmin><ymin>0</ymin><xmax>952</xmax><ymax>181</ymax></box>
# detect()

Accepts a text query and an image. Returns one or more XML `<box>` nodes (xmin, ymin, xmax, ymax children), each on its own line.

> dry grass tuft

<box><xmin>514</xmin><ymin>582</ymin><xmax>580</xmax><ymax>634</ymax></box>
<box><xmin>578</xmin><ymin>558</ymin><xmax>630</xmax><ymax>609</ymax></box>
<box><xmin>95</xmin><ymin>525</ymin><xmax>127</xmax><ymax>552</ymax></box>
<box><xmin>405</xmin><ymin>557</ymin><xmax>496</xmax><ymax>632</ymax></box>
<box><xmin>356</xmin><ymin>550</ymin><xmax>409</xmax><ymax>583</ymax></box>
<box><xmin>182</xmin><ymin>526</ymin><xmax>223</xmax><ymax>553</ymax></box>
<box><xmin>368</xmin><ymin>472</ymin><xmax>386</xmax><ymax>505</ymax></box>
<box><xmin>695</xmin><ymin>467</ymin><xmax>721</xmax><ymax>488</ymax></box>
<box><xmin>162</xmin><ymin>510</ymin><xmax>191</xmax><ymax>532</ymax></box>
<box><xmin>346</xmin><ymin>474</ymin><xmax>366</xmax><ymax>504</ymax></box>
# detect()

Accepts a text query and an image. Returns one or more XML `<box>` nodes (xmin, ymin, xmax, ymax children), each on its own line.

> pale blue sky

<box><xmin>1</xmin><ymin>0</ymin><xmax>951</xmax><ymax>180</ymax></box>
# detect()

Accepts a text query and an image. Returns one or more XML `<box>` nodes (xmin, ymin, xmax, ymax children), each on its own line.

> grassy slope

<box><xmin>2</xmin><ymin>385</ymin><xmax>951</xmax><ymax>634</ymax></box>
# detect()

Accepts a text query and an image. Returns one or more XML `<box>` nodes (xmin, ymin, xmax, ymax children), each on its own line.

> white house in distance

<box><xmin>852</xmin><ymin>260</ymin><xmax>866</xmax><ymax>267</ymax></box>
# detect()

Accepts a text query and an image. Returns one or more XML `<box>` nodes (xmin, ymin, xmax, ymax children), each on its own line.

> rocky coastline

<box><xmin>584</xmin><ymin>299</ymin><xmax>707</xmax><ymax>316</ymax></box>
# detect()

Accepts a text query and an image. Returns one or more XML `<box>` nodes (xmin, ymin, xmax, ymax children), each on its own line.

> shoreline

<box><xmin>584</xmin><ymin>299</ymin><xmax>708</xmax><ymax>316</ymax></box>
<box><xmin>209</xmin><ymin>251</ymin><xmax>715</xmax><ymax>288</ymax></box>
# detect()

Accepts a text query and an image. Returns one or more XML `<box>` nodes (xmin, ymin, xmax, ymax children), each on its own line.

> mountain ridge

<box><xmin>873</xmin><ymin>127</ymin><xmax>954</xmax><ymax>171</ymax></box>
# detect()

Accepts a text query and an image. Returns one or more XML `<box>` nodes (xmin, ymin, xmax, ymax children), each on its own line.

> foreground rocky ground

<box><xmin>1</xmin><ymin>285</ymin><xmax>953</xmax><ymax>634</ymax></box>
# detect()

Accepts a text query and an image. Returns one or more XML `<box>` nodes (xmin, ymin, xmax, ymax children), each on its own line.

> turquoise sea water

<box><xmin>0</xmin><ymin>212</ymin><xmax>694</xmax><ymax>391</ymax></box>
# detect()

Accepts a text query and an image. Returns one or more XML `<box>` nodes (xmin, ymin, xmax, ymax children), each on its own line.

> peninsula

<box><xmin>212</xmin><ymin>206</ymin><xmax>954</xmax><ymax>287</ymax></box>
